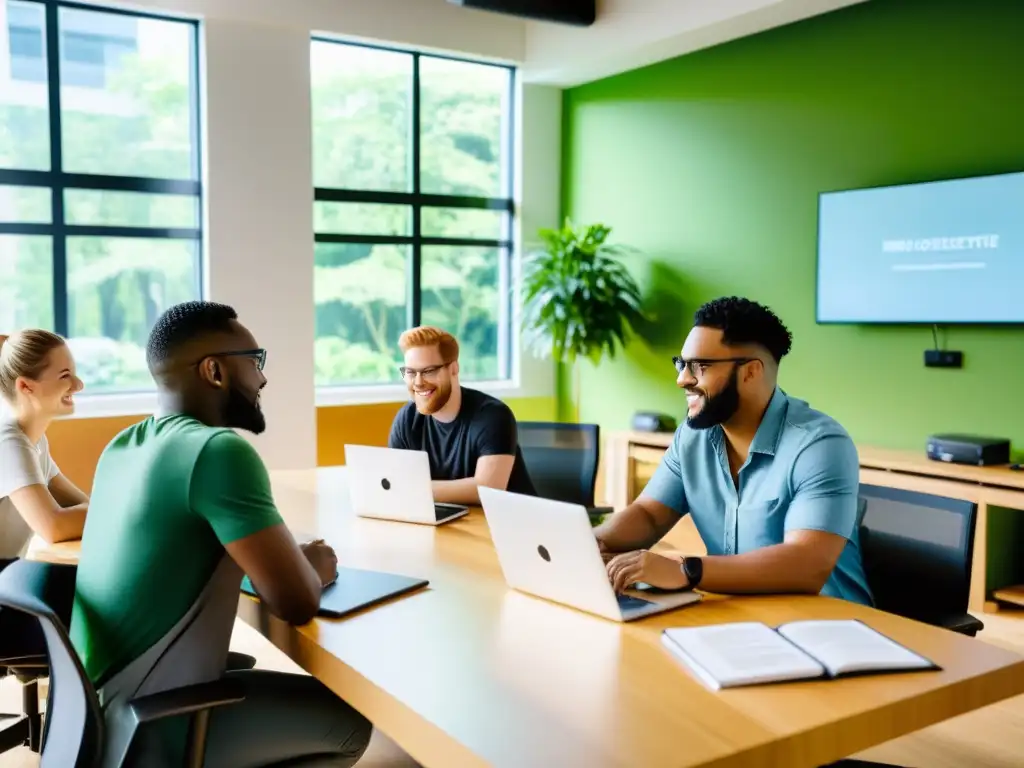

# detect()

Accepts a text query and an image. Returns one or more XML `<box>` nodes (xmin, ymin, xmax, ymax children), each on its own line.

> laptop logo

<box><xmin>381</xmin><ymin>478</ymin><xmax>391</xmax><ymax>491</ymax></box>
<box><xmin>537</xmin><ymin>545</ymin><xmax>551</xmax><ymax>562</ymax></box>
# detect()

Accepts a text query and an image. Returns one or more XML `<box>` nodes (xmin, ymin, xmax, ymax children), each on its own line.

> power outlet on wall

<box><xmin>924</xmin><ymin>349</ymin><xmax>963</xmax><ymax>368</ymax></box>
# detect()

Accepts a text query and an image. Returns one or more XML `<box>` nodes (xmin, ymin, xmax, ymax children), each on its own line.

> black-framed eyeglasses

<box><xmin>194</xmin><ymin>348</ymin><xmax>267</xmax><ymax>371</ymax></box>
<box><xmin>672</xmin><ymin>355</ymin><xmax>755</xmax><ymax>377</ymax></box>
<box><xmin>398</xmin><ymin>362</ymin><xmax>450</xmax><ymax>382</ymax></box>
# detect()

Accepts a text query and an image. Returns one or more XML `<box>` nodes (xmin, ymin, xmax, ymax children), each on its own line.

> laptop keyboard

<box><xmin>434</xmin><ymin>503</ymin><xmax>466</xmax><ymax>521</ymax></box>
<box><xmin>617</xmin><ymin>593</ymin><xmax>655</xmax><ymax>610</ymax></box>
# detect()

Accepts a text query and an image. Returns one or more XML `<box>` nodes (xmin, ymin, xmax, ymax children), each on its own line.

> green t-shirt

<box><xmin>70</xmin><ymin>414</ymin><xmax>283</xmax><ymax>686</ymax></box>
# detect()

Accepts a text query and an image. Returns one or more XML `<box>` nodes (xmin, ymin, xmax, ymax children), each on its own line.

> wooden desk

<box><xmin>29</xmin><ymin>467</ymin><xmax>1024</xmax><ymax>767</ymax></box>
<box><xmin>244</xmin><ymin>468</ymin><xmax>1024</xmax><ymax>767</ymax></box>
<box><xmin>25</xmin><ymin>538</ymin><xmax>80</xmax><ymax>565</ymax></box>
<box><xmin>605</xmin><ymin>433</ymin><xmax>1024</xmax><ymax>615</ymax></box>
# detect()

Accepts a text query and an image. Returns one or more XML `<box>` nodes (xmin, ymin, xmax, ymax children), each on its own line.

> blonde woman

<box><xmin>0</xmin><ymin>330</ymin><xmax>88</xmax><ymax>559</ymax></box>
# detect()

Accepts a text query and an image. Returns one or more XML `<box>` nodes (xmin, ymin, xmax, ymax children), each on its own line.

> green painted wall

<box><xmin>561</xmin><ymin>0</ymin><xmax>1024</xmax><ymax>455</ymax></box>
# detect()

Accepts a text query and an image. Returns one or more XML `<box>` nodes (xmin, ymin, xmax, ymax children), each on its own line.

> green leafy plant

<box><xmin>521</xmin><ymin>220</ymin><xmax>646</xmax><ymax>416</ymax></box>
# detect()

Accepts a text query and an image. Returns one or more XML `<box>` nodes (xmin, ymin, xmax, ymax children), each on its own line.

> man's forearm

<box><xmin>696</xmin><ymin>543</ymin><xmax>829</xmax><ymax>595</ymax></box>
<box><xmin>594</xmin><ymin>504</ymin><xmax>666</xmax><ymax>552</ymax></box>
<box><xmin>432</xmin><ymin>478</ymin><xmax>482</xmax><ymax>505</ymax></box>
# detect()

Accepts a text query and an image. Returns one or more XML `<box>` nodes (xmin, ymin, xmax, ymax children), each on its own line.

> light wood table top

<box><xmin>25</xmin><ymin>537</ymin><xmax>80</xmax><ymax>564</ymax></box>
<box><xmin>30</xmin><ymin>466</ymin><xmax>1024</xmax><ymax>768</ymax></box>
<box><xmin>242</xmin><ymin>468</ymin><xmax>1024</xmax><ymax>768</ymax></box>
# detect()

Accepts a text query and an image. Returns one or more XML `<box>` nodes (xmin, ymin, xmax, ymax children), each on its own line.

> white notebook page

<box><xmin>663</xmin><ymin>622</ymin><xmax>824</xmax><ymax>689</ymax></box>
<box><xmin>776</xmin><ymin>620</ymin><xmax>932</xmax><ymax>676</ymax></box>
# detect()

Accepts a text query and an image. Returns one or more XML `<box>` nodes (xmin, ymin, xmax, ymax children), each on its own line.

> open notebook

<box><xmin>661</xmin><ymin>619</ymin><xmax>940</xmax><ymax>691</ymax></box>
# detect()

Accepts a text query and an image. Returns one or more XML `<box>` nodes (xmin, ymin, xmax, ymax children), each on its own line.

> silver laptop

<box><xmin>344</xmin><ymin>445</ymin><xmax>469</xmax><ymax>526</ymax></box>
<box><xmin>479</xmin><ymin>487</ymin><xmax>702</xmax><ymax>622</ymax></box>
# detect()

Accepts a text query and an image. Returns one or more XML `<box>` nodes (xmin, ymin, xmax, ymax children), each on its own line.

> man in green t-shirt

<box><xmin>71</xmin><ymin>301</ymin><xmax>372</xmax><ymax>767</ymax></box>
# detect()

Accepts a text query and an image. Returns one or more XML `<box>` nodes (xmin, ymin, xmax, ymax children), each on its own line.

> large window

<box><xmin>0</xmin><ymin>1</ymin><xmax>201</xmax><ymax>393</ymax></box>
<box><xmin>311</xmin><ymin>40</ymin><xmax>515</xmax><ymax>388</ymax></box>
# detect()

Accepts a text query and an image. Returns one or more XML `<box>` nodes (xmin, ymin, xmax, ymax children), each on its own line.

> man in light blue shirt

<box><xmin>597</xmin><ymin>297</ymin><xmax>872</xmax><ymax>606</ymax></box>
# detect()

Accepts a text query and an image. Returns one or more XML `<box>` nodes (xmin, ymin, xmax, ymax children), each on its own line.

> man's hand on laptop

<box><xmin>606</xmin><ymin>550</ymin><xmax>687</xmax><ymax>593</ymax></box>
<box><xmin>301</xmin><ymin>539</ymin><xmax>338</xmax><ymax>588</ymax></box>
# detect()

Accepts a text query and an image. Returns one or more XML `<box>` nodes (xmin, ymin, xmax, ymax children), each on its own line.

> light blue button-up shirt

<box><xmin>644</xmin><ymin>387</ymin><xmax>873</xmax><ymax>606</ymax></box>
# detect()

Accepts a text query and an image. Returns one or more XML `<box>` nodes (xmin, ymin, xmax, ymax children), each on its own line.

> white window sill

<box><xmin>315</xmin><ymin>379</ymin><xmax>527</xmax><ymax>407</ymax></box>
<box><xmin>61</xmin><ymin>391</ymin><xmax>159</xmax><ymax>421</ymax></box>
<box><xmin>59</xmin><ymin>379</ymin><xmax>538</xmax><ymax>420</ymax></box>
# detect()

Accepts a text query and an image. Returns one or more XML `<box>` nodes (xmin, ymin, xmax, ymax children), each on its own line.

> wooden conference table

<box><xmin>29</xmin><ymin>467</ymin><xmax>1024</xmax><ymax>768</ymax></box>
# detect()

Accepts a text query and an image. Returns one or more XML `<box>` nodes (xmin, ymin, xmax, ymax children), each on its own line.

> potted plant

<box><xmin>520</xmin><ymin>219</ymin><xmax>646</xmax><ymax>420</ymax></box>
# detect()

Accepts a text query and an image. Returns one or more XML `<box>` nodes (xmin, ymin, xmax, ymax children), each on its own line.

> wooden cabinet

<box><xmin>600</xmin><ymin>430</ymin><xmax>673</xmax><ymax>510</ymax></box>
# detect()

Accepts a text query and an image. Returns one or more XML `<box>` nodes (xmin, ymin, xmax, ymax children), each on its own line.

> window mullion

<box><xmin>503</xmin><ymin>67</ymin><xmax>516</xmax><ymax>380</ymax></box>
<box><xmin>410</xmin><ymin>51</ymin><xmax>422</xmax><ymax>329</ymax></box>
<box><xmin>45</xmin><ymin>0</ymin><xmax>68</xmax><ymax>337</ymax></box>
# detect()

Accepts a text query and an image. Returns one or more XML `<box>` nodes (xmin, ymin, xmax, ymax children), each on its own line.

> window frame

<box><xmin>0</xmin><ymin>0</ymin><xmax>203</xmax><ymax>369</ymax></box>
<box><xmin>311</xmin><ymin>37</ymin><xmax>517</xmax><ymax>395</ymax></box>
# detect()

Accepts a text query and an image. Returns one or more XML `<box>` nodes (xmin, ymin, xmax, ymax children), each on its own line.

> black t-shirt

<box><xmin>388</xmin><ymin>387</ymin><xmax>536</xmax><ymax>496</ymax></box>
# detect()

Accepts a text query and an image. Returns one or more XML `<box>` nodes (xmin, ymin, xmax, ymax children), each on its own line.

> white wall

<box><xmin>512</xmin><ymin>84</ymin><xmax>562</xmax><ymax>394</ymax></box>
<box><xmin>68</xmin><ymin>0</ymin><xmax>560</xmax><ymax>471</ymax></box>
<box><xmin>202</xmin><ymin>19</ymin><xmax>317</xmax><ymax>469</ymax></box>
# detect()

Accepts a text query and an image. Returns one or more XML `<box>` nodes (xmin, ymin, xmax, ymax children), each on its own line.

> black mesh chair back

<box><xmin>0</xmin><ymin>559</ymin><xmax>102</xmax><ymax>768</ymax></box>
<box><xmin>0</xmin><ymin>559</ymin><xmax>76</xmax><ymax>664</ymax></box>
<box><xmin>517</xmin><ymin>422</ymin><xmax>600</xmax><ymax>508</ymax></box>
<box><xmin>858</xmin><ymin>483</ymin><xmax>982</xmax><ymax>635</ymax></box>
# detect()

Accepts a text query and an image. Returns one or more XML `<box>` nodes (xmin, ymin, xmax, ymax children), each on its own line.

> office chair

<box><xmin>0</xmin><ymin>557</ymin><xmax>76</xmax><ymax>755</ymax></box>
<box><xmin>0</xmin><ymin>558</ymin><xmax>244</xmax><ymax>767</ymax></box>
<box><xmin>0</xmin><ymin>661</ymin><xmax>44</xmax><ymax>754</ymax></box>
<box><xmin>858</xmin><ymin>483</ymin><xmax>984</xmax><ymax>637</ymax></box>
<box><xmin>517</xmin><ymin>421</ymin><xmax>611</xmax><ymax>514</ymax></box>
<box><xmin>811</xmin><ymin>499</ymin><xmax>946</xmax><ymax>768</ymax></box>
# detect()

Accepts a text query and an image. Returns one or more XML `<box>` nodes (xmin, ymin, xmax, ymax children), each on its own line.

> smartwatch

<box><xmin>681</xmin><ymin>556</ymin><xmax>703</xmax><ymax>589</ymax></box>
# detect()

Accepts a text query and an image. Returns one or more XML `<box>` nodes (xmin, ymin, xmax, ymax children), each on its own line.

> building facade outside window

<box><xmin>311</xmin><ymin>39</ymin><xmax>515</xmax><ymax>390</ymax></box>
<box><xmin>0</xmin><ymin>0</ymin><xmax>202</xmax><ymax>393</ymax></box>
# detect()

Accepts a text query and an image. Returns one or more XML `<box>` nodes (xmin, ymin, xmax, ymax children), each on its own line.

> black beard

<box><xmin>686</xmin><ymin>368</ymin><xmax>740</xmax><ymax>430</ymax></box>
<box><xmin>224</xmin><ymin>383</ymin><xmax>265</xmax><ymax>434</ymax></box>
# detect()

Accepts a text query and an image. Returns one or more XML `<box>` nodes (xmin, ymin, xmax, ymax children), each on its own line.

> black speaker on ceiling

<box><xmin>447</xmin><ymin>0</ymin><xmax>596</xmax><ymax>27</ymax></box>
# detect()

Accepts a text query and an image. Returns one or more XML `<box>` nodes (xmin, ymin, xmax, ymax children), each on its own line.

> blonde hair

<box><xmin>398</xmin><ymin>326</ymin><xmax>459</xmax><ymax>362</ymax></box>
<box><xmin>0</xmin><ymin>329</ymin><xmax>67</xmax><ymax>401</ymax></box>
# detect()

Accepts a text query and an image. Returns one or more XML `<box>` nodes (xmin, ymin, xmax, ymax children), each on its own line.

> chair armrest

<box><xmin>0</xmin><ymin>654</ymin><xmax>47</xmax><ymax>670</ymax></box>
<box><xmin>939</xmin><ymin>612</ymin><xmax>985</xmax><ymax>637</ymax></box>
<box><xmin>226</xmin><ymin>651</ymin><xmax>257</xmax><ymax>671</ymax></box>
<box><xmin>129</xmin><ymin>679</ymin><xmax>245</xmax><ymax>725</ymax></box>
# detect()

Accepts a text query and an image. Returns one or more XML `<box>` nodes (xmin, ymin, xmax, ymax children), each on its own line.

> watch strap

<box><xmin>681</xmin><ymin>556</ymin><xmax>703</xmax><ymax>589</ymax></box>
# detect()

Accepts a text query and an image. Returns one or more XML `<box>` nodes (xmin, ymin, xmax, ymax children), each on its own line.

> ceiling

<box><xmin>123</xmin><ymin>0</ymin><xmax>867</xmax><ymax>89</ymax></box>
<box><xmin>518</xmin><ymin>0</ymin><xmax>868</xmax><ymax>86</ymax></box>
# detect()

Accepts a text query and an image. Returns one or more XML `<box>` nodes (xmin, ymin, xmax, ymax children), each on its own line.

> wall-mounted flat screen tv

<box><xmin>816</xmin><ymin>170</ymin><xmax>1024</xmax><ymax>324</ymax></box>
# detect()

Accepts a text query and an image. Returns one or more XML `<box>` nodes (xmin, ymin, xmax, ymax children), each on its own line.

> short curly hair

<box><xmin>693</xmin><ymin>296</ymin><xmax>793</xmax><ymax>363</ymax></box>
<box><xmin>398</xmin><ymin>326</ymin><xmax>459</xmax><ymax>362</ymax></box>
<box><xmin>146</xmin><ymin>301</ymin><xmax>239</xmax><ymax>369</ymax></box>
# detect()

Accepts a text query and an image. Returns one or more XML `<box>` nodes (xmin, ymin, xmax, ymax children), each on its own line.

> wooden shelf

<box><xmin>992</xmin><ymin>586</ymin><xmax>1024</xmax><ymax>608</ymax></box>
<box><xmin>858</xmin><ymin>446</ymin><xmax>1024</xmax><ymax>491</ymax></box>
